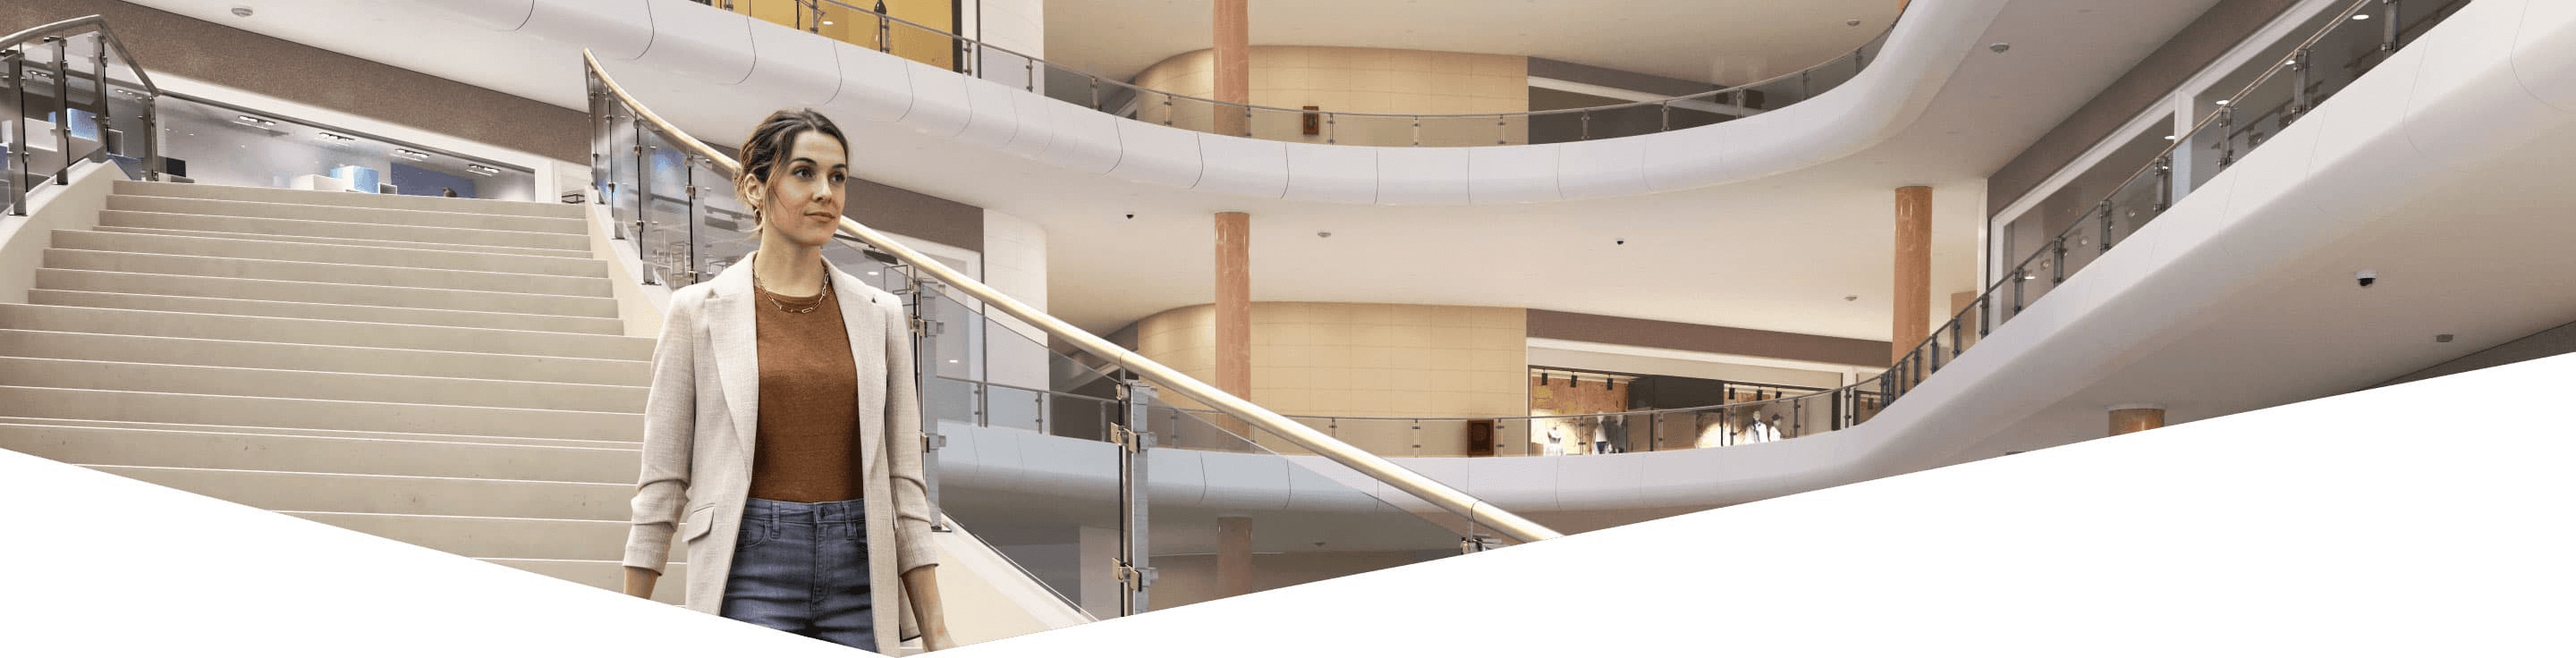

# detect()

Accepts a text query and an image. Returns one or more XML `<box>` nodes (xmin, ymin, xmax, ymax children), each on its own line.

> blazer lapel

<box><xmin>706</xmin><ymin>258</ymin><xmax>761</xmax><ymax>460</ymax></box>
<box><xmin>828</xmin><ymin>261</ymin><xmax>887</xmax><ymax>465</ymax></box>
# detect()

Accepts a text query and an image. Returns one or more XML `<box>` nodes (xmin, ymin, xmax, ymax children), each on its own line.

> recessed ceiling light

<box><xmin>2352</xmin><ymin>13</ymin><xmax>2371</xmax><ymax>20</ymax></box>
<box><xmin>1988</xmin><ymin>43</ymin><xmax>2011</xmax><ymax>53</ymax></box>
<box><xmin>822</xmin><ymin>21</ymin><xmax>834</xmax><ymax>25</ymax></box>
<box><xmin>2215</xmin><ymin>99</ymin><xmax>2231</xmax><ymax>105</ymax></box>
<box><xmin>231</xmin><ymin>5</ymin><xmax>253</xmax><ymax>18</ymax></box>
<box><xmin>2435</xmin><ymin>333</ymin><xmax>2454</xmax><ymax>342</ymax></box>
<box><xmin>2164</xmin><ymin>134</ymin><xmax>2177</xmax><ymax>140</ymax></box>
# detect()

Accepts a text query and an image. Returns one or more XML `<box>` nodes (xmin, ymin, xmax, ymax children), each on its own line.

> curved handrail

<box><xmin>790</xmin><ymin>0</ymin><xmax>1903</xmax><ymax>145</ymax></box>
<box><xmin>4</xmin><ymin>15</ymin><xmax>160</xmax><ymax>92</ymax></box>
<box><xmin>584</xmin><ymin>49</ymin><xmax>1562</xmax><ymax>544</ymax></box>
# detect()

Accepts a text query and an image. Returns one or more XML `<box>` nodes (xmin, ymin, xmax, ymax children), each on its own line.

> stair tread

<box><xmin>114</xmin><ymin>180</ymin><xmax>588</xmax><ymax>219</ymax></box>
<box><xmin>107</xmin><ymin>195</ymin><xmax>589</xmax><ymax>234</ymax></box>
<box><xmin>91</xmin><ymin>225</ymin><xmax>592</xmax><ymax>258</ymax></box>
<box><xmin>32</xmin><ymin>269</ymin><xmax>622</xmax><ymax>318</ymax></box>
<box><xmin>0</xmin><ymin>329</ymin><xmax>649</xmax><ymax>386</ymax></box>
<box><xmin>42</xmin><ymin>249</ymin><xmax>613</xmax><ymax>298</ymax></box>
<box><xmin>28</xmin><ymin>288</ymin><xmax>625</xmax><ymax>334</ymax></box>
<box><xmin>0</xmin><ymin>417</ymin><xmax>640</xmax><ymax>449</ymax></box>
<box><xmin>53</xmin><ymin>229</ymin><xmax>606</xmax><ymax>276</ymax></box>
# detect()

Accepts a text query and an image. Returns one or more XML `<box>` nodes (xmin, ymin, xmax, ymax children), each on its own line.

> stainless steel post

<box><xmin>912</xmin><ymin>283</ymin><xmax>950</xmax><ymax>531</ymax></box>
<box><xmin>1116</xmin><ymin>380</ymin><xmax>1157</xmax><ymax>616</ymax></box>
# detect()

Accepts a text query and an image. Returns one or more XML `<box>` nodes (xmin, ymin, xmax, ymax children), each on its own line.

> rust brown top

<box><xmin>748</xmin><ymin>278</ymin><xmax>861</xmax><ymax>502</ymax></box>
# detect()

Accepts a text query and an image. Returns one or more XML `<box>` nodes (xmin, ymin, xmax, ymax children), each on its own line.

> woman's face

<box><xmin>750</xmin><ymin>130</ymin><xmax>848</xmax><ymax>249</ymax></box>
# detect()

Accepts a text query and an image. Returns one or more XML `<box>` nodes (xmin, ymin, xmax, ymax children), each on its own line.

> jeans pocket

<box><xmin>735</xmin><ymin>517</ymin><xmax>773</xmax><ymax>550</ymax></box>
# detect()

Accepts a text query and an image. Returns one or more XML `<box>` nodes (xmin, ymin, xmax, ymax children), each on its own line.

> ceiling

<box><xmin>112</xmin><ymin>0</ymin><xmax>2217</xmax><ymax>343</ymax></box>
<box><xmin>1044</xmin><ymin>0</ymin><xmax>1906</xmax><ymax>85</ymax></box>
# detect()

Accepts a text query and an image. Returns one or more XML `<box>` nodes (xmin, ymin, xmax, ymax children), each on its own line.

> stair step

<box><xmin>91</xmin><ymin>225</ymin><xmax>591</xmax><ymax>259</ymax></box>
<box><xmin>99</xmin><ymin>209</ymin><xmax>589</xmax><ymax>251</ymax></box>
<box><xmin>33</xmin><ymin>268</ymin><xmax>619</xmax><ymax>318</ymax></box>
<box><xmin>0</xmin><ymin>304</ymin><xmax>653</xmax><ymax>360</ymax></box>
<box><xmin>0</xmin><ymin>416</ymin><xmax>641</xmax><ymax>450</ymax></box>
<box><xmin>106</xmin><ymin>194</ymin><xmax>588</xmax><ymax>235</ymax></box>
<box><xmin>114</xmin><ymin>180</ymin><xmax>588</xmax><ymax>220</ymax></box>
<box><xmin>482</xmin><ymin>558</ymin><xmax>688</xmax><ymax>605</ymax></box>
<box><xmin>0</xmin><ymin>356</ymin><xmax>646</xmax><ymax>413</ymax></box>
<box><xmin>43</xmin><ymin>249</ymin><xmax>613</xmax><ymax>298</ymax></box>
<box><xmin>0</xmin><ymin>422</ymin><xmax>638</xmax><ymax>482</ymax></box>
<box><xmin>51</xmin><ymin>229</ymin><xmax>607</xmax><ymax>278</ymax></box>
<box><xmin>0</xmin><ymin>330</ymin><xmax>648</xmax><ymax>386</ymax></box>
<box><xmin>27</xmin><ymin>289</ymin><xmax>624</xmax><ymax>334</ymax></box>
<box><xmin>283</xmin><ymin>512</ymin><xmax>631</xmax><ymax>561</ymax></box>
<box><xmin>0</xmin><ymin>386</ymin><xmax>641</xmax><ymax>442</ymax></box>
<box><xmin>83</xmin><ymin>465</ymin><xmax>631</xmax><ymax>519</ymax></box>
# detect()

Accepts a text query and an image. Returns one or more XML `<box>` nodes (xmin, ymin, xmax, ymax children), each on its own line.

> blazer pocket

<box><xmin>681</xmin><ymin>505</ymin><xmax>716</xmax><ymax>543</ymax></box>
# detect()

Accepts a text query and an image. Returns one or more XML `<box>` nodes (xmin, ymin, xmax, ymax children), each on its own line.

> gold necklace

<box><xmin>753</xmin><ymin>268</ymin><xmax>830</xmax><ymax>314</ymax></box>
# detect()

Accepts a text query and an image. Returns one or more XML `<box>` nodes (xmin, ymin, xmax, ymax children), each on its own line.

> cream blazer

<box><xmin>622</xmin><ymin>252</ymin><xmax>938</xmax><ymax>651</ymax></box>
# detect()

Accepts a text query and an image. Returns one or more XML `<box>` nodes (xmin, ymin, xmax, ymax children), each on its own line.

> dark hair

<box><xmin>733</xmin><ymin>108</ymin><xmax>850</xmax><ymax>231</ymax></box>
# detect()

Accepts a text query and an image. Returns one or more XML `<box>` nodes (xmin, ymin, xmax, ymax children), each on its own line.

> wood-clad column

<box><xmin>1216</xmin><ymin>514</ymin><xmax>1254</xmax><ymax>598</ymax></box>
<box><xmin>2110</xmin><ymin>404</ymin><xmax>2167</xmax><ymax>435</ymax></box>
<box><xmin>1894</xmin><ymin>186</ymin><xmax>1933</xmax><ymax>365</ymax></box>
<box><xmin>1212</xmin><ymin>0</ymin><xmax>1250</xmax><ymax>136</ymax></box>
<box><xmin>1216</xmin><ymin>211</ymin><xmax>1252</xmax><ymax>400</ymax></box>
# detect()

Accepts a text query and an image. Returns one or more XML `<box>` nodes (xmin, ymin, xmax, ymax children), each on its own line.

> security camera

<box><xmin>2355</xmin><ymin>270</ymin><xmax>2377</xmax><ymax>288</ymax></box>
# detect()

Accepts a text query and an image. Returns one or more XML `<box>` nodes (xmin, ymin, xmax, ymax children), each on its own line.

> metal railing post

<box><xmin>1115</xmin><ymin>380</ymin><xmax>1158</xmax><ymax>616</ymax></box>
<box><xmin>87</xmin><ymin>33</ymin><xmax>107</xmax><ymax>164</ymax></box>
<box><xmin>2097</xmin><ymin>200</ymin><xmax>2116</xmax><ymax>253</ymax></box>
<box><xmin>2290</xmin><ymin>46</ymin><xmax>2312</xmax><ymax>118</ymax></box>
<box><xmin>50</xmin><ymin>38</ymin><xmax>72</xmax><ymax>184</ymax></box>
<box><xmin>8</xmin><ymin>52</ymin><xmax>28</xmax><ymax>215</ymax></box>
<box><xmin>2051</xmin><ymin>237</ymin><xmax>2069</xmax><ymax>284</ymax></box>
<box><xmin>2382</xmin><ymin>0</ymin><xmax>2402</xmax><ymax>52</ymax></box>
<box><xmin>912</xmin><ymin>283</ymin><xmax>948</xmax><ymax>530</ymax></box>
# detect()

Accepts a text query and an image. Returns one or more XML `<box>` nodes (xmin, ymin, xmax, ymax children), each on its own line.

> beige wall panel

<box><xmin>1131</xmin><ymin>46</ymin><xmax>1530</xmax><ymax>146</ymax></box>
<box><xmin>1136</xmin><ymin>301</ymin><xmax>1530</xmax><ymax>455</ymax></box>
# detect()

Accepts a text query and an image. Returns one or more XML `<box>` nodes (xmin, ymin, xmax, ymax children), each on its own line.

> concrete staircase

<box><xmin>0</xmin><ymin>181</ymin><xmax>685</xmax><ymax>603</ymax></box>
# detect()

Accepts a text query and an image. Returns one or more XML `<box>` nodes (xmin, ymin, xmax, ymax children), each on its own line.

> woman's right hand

<box><xmin>623</xmin><ymin>566</ymin><xmax>659</xmax><ymax>599</ymax></box>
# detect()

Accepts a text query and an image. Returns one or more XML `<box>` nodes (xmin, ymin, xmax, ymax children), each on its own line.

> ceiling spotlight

<box><xmin>2215</xmin><ymin>99</ymin><xmax>2232</xmax><ymax>105</ymax></box>
<box><xmin>2352</xmin><ymin>13</ymin><xmax>2371</xmax><ymax>20</ymax></box>
<box><xmin>393</xmin><ymin>148</ymin><xmax>429</xmax><ymax>161</ymax></box>
<box><xmin>1843</xmin><ymin>295</ymin><xmax>1859</xmax><ymax>301</ymax></box>
<box><xmin>1988</xmin><ymin>42</ymin><xmax>2010</xmax><ymax>54</ymax></box>
<box><xmin>1845</xmin><ymin>19</ymin><xmax>1861</xmax><ymax>26</ymax></box>
<box><xmin>231</xmin><ymin>5</ymin><xmax>254</xmax><ymax>18</ymax></box>
<box><xmin>1317</xmin><ymin>231</ymin><xmax>1332</xmax><ymax>238</ymax></box>
<box><xmin>464</xmin><ymin>164</ymin><xmax>500</xmax><ymax>176</ymax></box>
<box><xmin>315</xmin><ymin>131</ymin><xmax>355</xmax><ymax>141</ymax></box>
<box><xmin>2164</xmin><ymin>134</ymin><xmax>2177</xmax><ymax>140</ymax></box>
<box><xmin>2434</xmin><ymin>333</ymin><xmax>2453</xmax><ymax>342</ymax></box>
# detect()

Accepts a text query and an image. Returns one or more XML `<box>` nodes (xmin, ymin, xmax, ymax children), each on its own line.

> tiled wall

<box><xmin>1135</xmin><ymin>302</ymin><xmax>1529</xmax><ymax>454</ymax></box>
<box><xmin>1131</xmin><ymin>46</ymin><xmax>1531</xmax><ymax>146</ymax></box>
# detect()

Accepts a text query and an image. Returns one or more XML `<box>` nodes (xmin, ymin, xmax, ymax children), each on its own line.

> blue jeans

<box><xmin>719</xmin><ymin>498</ymin><xmax>875</xmax><ymax>652</ymax></box>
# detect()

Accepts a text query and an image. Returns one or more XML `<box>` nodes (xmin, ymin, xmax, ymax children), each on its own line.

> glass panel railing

<box><xmin>6</xmin><ymin>17</ymin><xmax>167</xmax><ymax>215</ymax></box>
<box><xmin>1141</xmin><ymin>392</ymin><xmax>1492</xmax><ymax>612</ymax></box>
<box><xmin>696</xmin><ymin>0</ymin><xmax>1912</xmax><ymax>148</ymax></box>
<box><xmin>1899</xmin><ymin>0</ymin><xmax>2461</xmax><ymax>411</ymax></box>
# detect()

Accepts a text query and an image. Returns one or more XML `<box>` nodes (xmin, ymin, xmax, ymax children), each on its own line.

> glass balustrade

<box><xmin>693</xmin><ymin>0</ymin><xmax>1907</xmax><ymax>148</ymax></box>
<box><xmin>1895</xmin><ymin>0</ymin><xmax>2462</xmax><ymax>407</ymax></box>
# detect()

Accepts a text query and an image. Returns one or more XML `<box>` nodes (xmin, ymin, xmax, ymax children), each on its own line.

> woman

<box><xmin>621</xmin><ymin>108</ymin><xmax>953</xmax><ymax>653</ymax></box>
